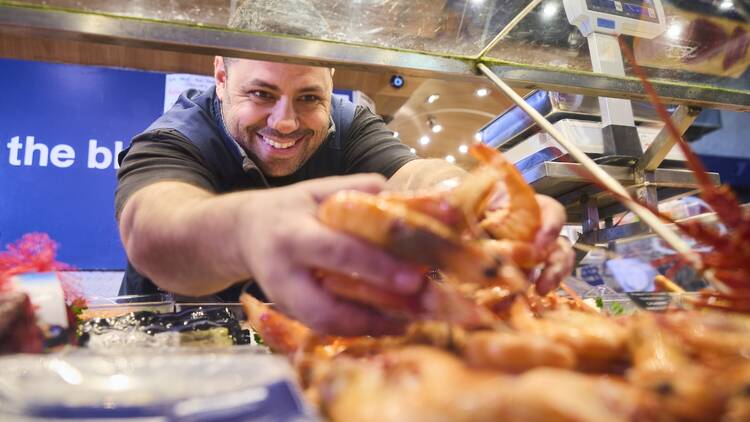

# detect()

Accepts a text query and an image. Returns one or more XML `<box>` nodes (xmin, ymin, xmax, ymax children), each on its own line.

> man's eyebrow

<box><xmin>297</xmin><ymin>84</ymin><xmax>326</xmax><ymax>93</ymax></box>
<box><xmin>241</xmin><ymin>80</ymin><xmax>326</xmax><ymax>94</ymax></box>
<box><xmin>243</xmin><ymin>79</ymin><xmax>280</xmax><ymax>91</ymax></box>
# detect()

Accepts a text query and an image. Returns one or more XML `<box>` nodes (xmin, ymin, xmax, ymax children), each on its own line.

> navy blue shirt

<box><xmin>116</xmin><ymin>87</ymin><xmax>416</xmax><ymax>301</ymax></box>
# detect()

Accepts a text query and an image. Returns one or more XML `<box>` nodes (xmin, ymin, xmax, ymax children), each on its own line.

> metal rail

<box><xmin>2</xmin><ymin>4</ymin><xmax>750</xmax><ymax>111</ymax></box>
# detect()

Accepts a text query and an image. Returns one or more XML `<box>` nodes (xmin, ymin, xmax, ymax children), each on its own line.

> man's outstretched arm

<box><xmin>118</xmin><ymin>175</ymin><xmax>424</xmax><ymax>335</ymax></box>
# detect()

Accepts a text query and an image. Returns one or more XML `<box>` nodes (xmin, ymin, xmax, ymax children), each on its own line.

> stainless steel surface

<box><xmin>633</xmin><ymin>170</ymin><xmax>658</xmax><ymax>226</ymax></box>
<box><xmin>523</xmin><ymin>161</ymin><xmax>720</xmax><ymax>222</ymax></box>
<box><xmin>479</xmin><ymin>62</ymin><xmax>697</xmax><ymax>260</ymax></box>
<box><xmin>525</xmin><ymin>161</ymin><xmax>720</xmax><ymax>191</ymax></box>
<box><xmin>485</xmin><ymin>64</ymin><xmax>750</xmax><ymax>112</ymax></box>
<box><xmin>3</xmin><ymin>3</ymin><xmax>750</xmax><ymax>110</ymax></box>
<box><xmin>635</xmin><ymin>105</ymin><xmax>701</xmax><ymax>172</ymax></box>
<box><xmin>578</xmin><ymin>222</ymin><xmax>645</xmax><ymax>245</ymax></box>
<box><xmin>480</xmin><ymin>91</ymin><xmax>671</xmax><ymax>149</ymax></box>
<box><xmin>581</xmin><ymin>195</ymin><xmax>600</xmax><ymax>234</ymax></box>
<box><xmin>587</xmin><ymin>33</ymin><xmax>635</xmax><ymax>128</ymax></box>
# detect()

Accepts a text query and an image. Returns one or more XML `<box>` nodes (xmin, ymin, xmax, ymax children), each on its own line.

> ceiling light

<box><xmin>542</xmin><ymin>2</ymin><xmax>559</xmax><ymax>19</ymax></box>
<box><xmin>474</xmin><ymin>132</ymin><xmax>482</xmax><ymax>142</ymax></box>
<box><xmin>475</xmin><ymin>88</ymin><xmax>489</xmax><ymax>97</ymax></box>
<box><xmin>419</xmin><ymin>135</ymin><xmax>431</xmax><ymax>145</ymax></box>
<box><xmin>445</xmin><ymin>155</ymin><xmax>456</xmax><ymax>163</ymax></box>
<box><xmin>409</xmin><ymin>147</ymin><xmax>416</xmax><ymax>154</ymax></box>
<box><xmin>458</xmin><ymin>144</ymin><xmax>468</xmax><ymax>154</ymax></box>
<box><xmin>427</xmin><ymin>116</ymin><xmax>443</xmax><ymax>133</ymax></box>
<box><xmin>426</xmin><ymin>94</ymin><xmax>440</xmax><ymax>104</ymax></box>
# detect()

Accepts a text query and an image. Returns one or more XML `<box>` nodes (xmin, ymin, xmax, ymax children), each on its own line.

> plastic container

<box><xmin>0</xmin><ymin>348</ymin><xmax>316</xmax><ymax>421</ymax></box>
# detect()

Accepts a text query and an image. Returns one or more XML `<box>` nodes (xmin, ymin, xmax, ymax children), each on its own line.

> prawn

<box><xmin>626</xmin><ymin>312</ymin><xmax>727</xmax><ymax>421</ymax></box>
<box><xmin>315</xmin><ymin>144</ymin><xmax>542</xmax><ymax>320</ymax></box>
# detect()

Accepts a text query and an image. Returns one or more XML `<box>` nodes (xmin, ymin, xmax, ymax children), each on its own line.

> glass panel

<box><xmin>486</xmin><ymin>0</ymin><xmax>750</xmax><ymax>94</ymax></box>
<box><xmin>7</xmin><ymin>0</ymin><xmax>532</xmax><ymax>56</ymax></box>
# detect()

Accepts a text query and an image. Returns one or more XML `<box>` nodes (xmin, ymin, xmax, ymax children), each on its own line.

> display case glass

<box><xmin>3</xmin><ymin>0</ymin><xmax>749</xmax><ymax>108</ymax></box>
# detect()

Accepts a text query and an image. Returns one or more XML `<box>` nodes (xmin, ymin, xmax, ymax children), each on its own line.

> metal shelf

<box><xmin>522</xmin><ymin>161</ymin><xmax>720</xmax><ymax>223</ymax></box>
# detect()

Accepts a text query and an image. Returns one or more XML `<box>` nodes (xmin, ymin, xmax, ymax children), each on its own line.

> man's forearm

<box><xmin>119</xmin><ymin>181</ymin><xmax>256</xmax><ymax>296</ymax></box>
<box><xmin>386</xmin><ymin>158</ymin><xmax>467</xmax><ymax>191</ymax></box>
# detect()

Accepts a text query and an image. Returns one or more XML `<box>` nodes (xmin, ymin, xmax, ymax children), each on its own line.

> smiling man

<box><xmin>115</xmin><ymin>55</ymin><xmax>573</xmax><ymax>336</ymax></box>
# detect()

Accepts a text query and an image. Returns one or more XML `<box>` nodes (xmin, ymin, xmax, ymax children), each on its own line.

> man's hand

<box><xmin>532</xmin><ymin>195</ymin><xmax>575</xmax><ymax>294</ymax></box>
<box><xmin>241</xmin><ymin>174</ymin><xmax>424</xmax><ymax>337</ymax></box>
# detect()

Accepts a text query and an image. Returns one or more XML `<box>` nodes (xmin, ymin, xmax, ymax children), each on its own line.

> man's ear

<box><xmin>214</xmin><ymin>56</ymin><xmax>228</xmax><ymax>101</ymax></box>
<box><xmin>330</xmin><ymin>67</ymin><xmax>335</xmax><ymax>77</ymax></box>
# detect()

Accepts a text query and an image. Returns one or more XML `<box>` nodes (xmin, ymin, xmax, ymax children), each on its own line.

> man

<box><xmin>116</xmin><ymin>57</ymin><xmax>573</xmax><ymax>336</ymax></box>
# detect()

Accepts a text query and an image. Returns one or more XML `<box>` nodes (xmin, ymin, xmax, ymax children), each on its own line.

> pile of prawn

<box><xmin>241</xmin><ymin>143</ymin><xmax>750</xmax><ymax>421</ymax></box>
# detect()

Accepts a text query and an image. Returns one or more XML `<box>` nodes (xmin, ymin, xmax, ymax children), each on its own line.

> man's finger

<box><xmin>297</xmin><ymin>174</ymin><xmax>387</xmax><ymax>202</ymax></box>
<box><xmin>276</xmin><ymin>267</ymin><xmax>408</xmax><ymax>336</ymax></box>
<box><xmin>533</xmin><ymin>195</ymin><xmax>566</xmax><ymax>249</ymax></box>
<box><xmin>294</xmin><ymin>223</ymin><xmax>424</xmax><ymax>294</ymax></box>
<box><xmin>536</xmin><ymin>238</ymin><xmax>575</xmax><ymax>295</ymax></box>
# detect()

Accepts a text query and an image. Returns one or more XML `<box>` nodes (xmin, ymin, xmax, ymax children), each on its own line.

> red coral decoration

<box><xmin>0</xmin><ymin>233</ymin><xmax>85</xmax><ymax>306</ymax></box>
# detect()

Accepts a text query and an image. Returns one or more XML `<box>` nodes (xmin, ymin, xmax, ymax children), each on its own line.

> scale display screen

<box><xmin>586</xmin><ymin>0</ymin><xmax>660</xmax><ymax>24</ymax></box>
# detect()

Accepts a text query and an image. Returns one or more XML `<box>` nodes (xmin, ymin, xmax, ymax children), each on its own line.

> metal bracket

<box><xmin>635</xmin><ymin>105</ymin><xmax>702</xmax><ymax>172</ymax></box>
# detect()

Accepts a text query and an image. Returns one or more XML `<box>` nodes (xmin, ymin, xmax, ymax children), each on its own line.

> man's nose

<box><xmin>268</xmin><ymin>97</ymin><xmax>299</xmax><ymax>134</ymax></box>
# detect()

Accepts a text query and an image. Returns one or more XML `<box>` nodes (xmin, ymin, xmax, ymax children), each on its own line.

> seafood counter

<box><xmin>2</xmin><ymin>139</ymin><xmax>750</xmax><ymax>421</ymax></box>
<box><xmin>238</xmin><ymin>143</ymin><xmax>750</xmax><ymax>421</ymax></box>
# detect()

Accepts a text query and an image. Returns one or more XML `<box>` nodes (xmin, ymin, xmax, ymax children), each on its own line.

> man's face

<box><xmin>214</xmin><ymin>57</ymin><xmax>333</xmax><ymax>177</ymax></box>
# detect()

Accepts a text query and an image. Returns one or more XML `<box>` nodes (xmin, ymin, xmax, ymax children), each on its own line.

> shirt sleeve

<box><xmin>114</xmin><ymin>130</ymin><xmax>218</xmax><ymax>220</ymax></box>
<box><xmin>342</xmin><ymin>106</ymin><xmax>418</xmax><ymax>178</ymax></box>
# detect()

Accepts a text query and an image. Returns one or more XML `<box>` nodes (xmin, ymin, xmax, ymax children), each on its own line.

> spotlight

<box><xmin>428</xmin><ymin>116</ymin><xmax>443</xmax><ymax>133</ymax></box>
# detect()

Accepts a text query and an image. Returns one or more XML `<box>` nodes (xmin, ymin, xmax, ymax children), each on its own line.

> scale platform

<box><xmin>503</xmin><ymin>119</ymin><xmax>685</xmax><ymax>170</ymax></box>
<box><xmin>522</xmin><ymin>161</ymin><xmax>719</xmax><ymax>223</ymax></box>
<box><xmin>497</xmin><ymin>119</ymin><xmax>719</xmax><ymax>223</ymax></box>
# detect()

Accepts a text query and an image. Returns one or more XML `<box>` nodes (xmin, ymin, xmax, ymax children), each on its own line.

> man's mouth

<box><xmin>259</xmin><ymin>134</ymin><xmax>301</xmax><ymax>150</ymax></box>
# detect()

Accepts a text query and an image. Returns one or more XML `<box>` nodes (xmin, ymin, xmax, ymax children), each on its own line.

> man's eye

<box><xmin>249</xmin><ymin>90</ymin><xmax>274</xmax><ymax>100</ymax></box>
<box><xmin>299</xmin><ymin>95</ymin><xmax>321</xmax><ymax>102</ymax></box>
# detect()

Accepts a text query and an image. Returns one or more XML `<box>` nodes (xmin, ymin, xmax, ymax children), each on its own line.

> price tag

<box><xmin>626</xmin><ymin>291</ymin><xmax>672</xmax><ymax>311</ymax></box>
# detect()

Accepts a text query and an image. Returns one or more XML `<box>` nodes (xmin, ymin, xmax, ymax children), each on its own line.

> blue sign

<box><xmin>0</xmin><ymin>59</ymin><xmax>165</xmax><ymax>269</ymax></box>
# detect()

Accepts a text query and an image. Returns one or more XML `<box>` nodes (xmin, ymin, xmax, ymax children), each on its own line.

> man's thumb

<box><xmin>299</xmin><ymin>174</ymin><xmax>386</xmax><ymax>202</ymax></box>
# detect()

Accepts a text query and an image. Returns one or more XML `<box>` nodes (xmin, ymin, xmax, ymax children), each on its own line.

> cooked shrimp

<box><xmin>461</xmin><ymin>330</ymin><xmax>577</xmax><ymax>373</ymax></box>
<box><xmin>661</xmin><ymin>310</ymin><xmax>750</xmax><ymax>365</ymax></box>
<box><xmin>627</xmin><ymin>312</ymin><xmax>726</xmax><ymax>421</ymax></box>
<box><xmin>315</xmin><ymin>346</ymin><xmax>658</xmax><ymax>422</ymax></box>
<box><xmin>470</xmin><ymin>143</ymin><xmax>541</xmax><ymax>243</ymax></box>
<box><xmin>508</xmin><ymin>299</ymin><xmax>629</xmax><ymax>368</ymax></box>
<box><xmin>318</xmin><ymin>272</ymin><xmax>496</xmax><ymax>328</ymax></box>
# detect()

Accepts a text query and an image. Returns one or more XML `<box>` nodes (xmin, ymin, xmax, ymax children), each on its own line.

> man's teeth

<box><xmin>261</xmin><ymin>135</ymin><xmax>298</xmax><ymax>149</ymax></box>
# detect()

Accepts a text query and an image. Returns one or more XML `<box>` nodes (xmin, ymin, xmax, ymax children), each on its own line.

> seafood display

<box><xmin>242</xmin><ymin>103</ymin><xmax>750</xmax><ymax>420</ymax></box>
